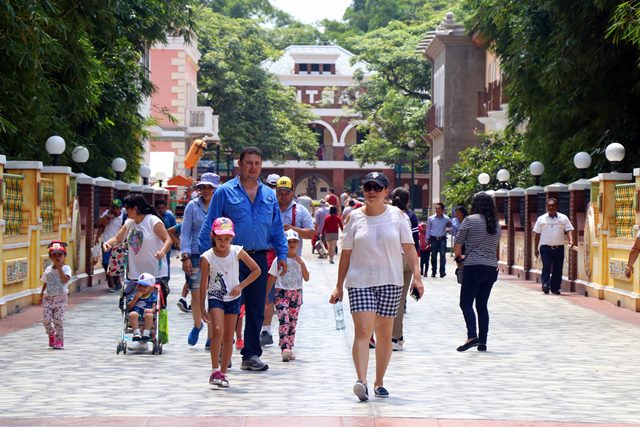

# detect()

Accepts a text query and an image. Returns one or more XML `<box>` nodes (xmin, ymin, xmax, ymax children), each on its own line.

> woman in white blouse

<box><xmin>330</xmin><ymin>172</ymin><xmax>424</xmax><ymax>401</ymax></box>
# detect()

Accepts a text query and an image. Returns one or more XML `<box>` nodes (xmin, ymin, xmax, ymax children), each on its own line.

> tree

<box><xmin>196</xmin><ymin>8</ymin><xmax>318</xmax><ymax>161</ymax></box>
<box><xmin>466</xmin><ymin>0</ymin><xmax>640</xmax><ymax>182</ymax></box>
<box><xmin>441</xmin><ymin>132</ymin><xmax>532</xmax><ymax>207</ymax></box>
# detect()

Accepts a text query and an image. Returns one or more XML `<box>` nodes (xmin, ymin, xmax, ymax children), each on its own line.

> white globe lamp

<box><xmin>605</xmin><ymin>143</ymin><xmax>625</xmax><ymax>172</ymax></box>
<box><xmin>573</xmin><ymin>152</ymin><xmax>592</xmax><ymax>179</ymax></box>
<box><xmin>45</xmin><ymin>136</ymin><xmax>66</xmax><ymax>165</ymax></box>
<box><xmin>529</xmin><ymin>161</ymin><xmax>544</xmax><ymax>186</ymax></box>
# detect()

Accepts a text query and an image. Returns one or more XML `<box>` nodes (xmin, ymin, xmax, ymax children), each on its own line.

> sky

<box><xmin>270</xmin><ymin>0</ymin><xmax>352</xmax><ymax>24</ymax></box>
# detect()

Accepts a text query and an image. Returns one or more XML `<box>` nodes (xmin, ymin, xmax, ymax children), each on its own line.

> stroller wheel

<box><xmin>123</xmin><ymin>342</ymin><xmax>127</xmax><ymax>355</ymax></box>
<box><xmin>116</xmin><ymin>343</ymin><xmax>121</xmax><ymax>354</ymax></box>
<box><xmin>158</xmin><ymin>343</ymin><xmax>163</xmax><ymax>355</ymax></box>
<box><xmin>152</xmin><ymin>342</ymin><xmax>158</xmax><ymax>355</ymax></box>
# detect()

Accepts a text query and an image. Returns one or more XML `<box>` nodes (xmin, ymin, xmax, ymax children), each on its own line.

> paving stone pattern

<box><xmin>1</xmin><ymin>249</ymin><xmax>640</xmax><ymax>424</ymax></box>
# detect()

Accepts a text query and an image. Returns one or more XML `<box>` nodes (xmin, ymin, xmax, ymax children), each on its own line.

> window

<box><xmin>311</xmin><ymin>63</ymin><xmax>320</xmax><ymax>73</ymax></box>
<box><xmin>323</xmin><ymin>64</ymin><xmax>331</xmax><ymax>73</ymax></box>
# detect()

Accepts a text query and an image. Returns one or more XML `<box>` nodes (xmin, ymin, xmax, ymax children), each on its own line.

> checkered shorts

<box><xmin>347</xmin><ymin>285</ymin><xmax>403</xmax><ymax>317</ymax></box>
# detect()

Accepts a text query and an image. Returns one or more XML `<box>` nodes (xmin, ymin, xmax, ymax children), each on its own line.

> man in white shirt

<box><xmin>533</xmin><ymin>198</ymin><xmax>574</xmax><ymax>295</ymax></box>
<box><xmin>95</xmin><ymin>199</ymin><xmax>125</xmax><ymax>291</ymax></box>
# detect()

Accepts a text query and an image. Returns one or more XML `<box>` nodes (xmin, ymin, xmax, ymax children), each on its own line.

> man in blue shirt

<box><xmin>198</xmin><ymin>147</ymin><xmax>287</xmax><ymax>371</ymax></box>
<box><xmin>155</xmin><ymin>199</ymin><xmax>177</xmax><ymax>276</ymax></box>
<box><xmin>427</xmin><ymin>202</ymin><xmax>452</xmax><ymax>278</ymax></box>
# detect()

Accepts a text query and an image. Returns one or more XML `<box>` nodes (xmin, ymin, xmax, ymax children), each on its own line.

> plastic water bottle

<box><xmin>334</xmin><ymin>301</ymin><xmax>346</xmax><ymax>330</ymax></box>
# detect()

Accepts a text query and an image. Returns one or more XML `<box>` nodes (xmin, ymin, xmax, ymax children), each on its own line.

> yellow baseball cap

<box><xmin>276</xmin><ymin>176</ymin><xmax>293</xmax><ymax>190</ymax></box>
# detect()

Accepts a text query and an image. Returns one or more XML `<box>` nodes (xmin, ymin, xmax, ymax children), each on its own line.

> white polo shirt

<box><xmin>533</xmin><ymin>213</ymin><xmax>574</xmax><ymax>246</ymax></box>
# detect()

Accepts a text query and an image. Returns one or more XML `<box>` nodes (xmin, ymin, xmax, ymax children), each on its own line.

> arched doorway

<box><xmin>309</xmin><ymin>120</ymin><xmax>338</xmax><ymax>161</ymax></box>
<box><xmin>295</xmin><ymin>173</ymin><xmax>332</xmax><ymax>200</ymax></box>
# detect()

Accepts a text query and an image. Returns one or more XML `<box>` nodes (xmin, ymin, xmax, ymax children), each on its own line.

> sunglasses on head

<box><xmin>363</xmin><ymin>183</ymin><xmax>384</xmax><ymax>192</ymax></box>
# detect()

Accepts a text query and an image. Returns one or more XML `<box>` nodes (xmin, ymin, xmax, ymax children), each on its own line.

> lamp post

<box><xmin>45</xmin><ymin>136</ymin><xmax>66</xmax><ymax>166</ymax></box>
<box><xmin>111</xmin><ymin>157</ymin><xmax>127</xmax><ymax>181</ymax></box>
<box><xmin>478</xmin><ymin>172</ymin><xmax>490</xmax><ymax>190</ymax></box>
<box><xmin>224</xmin><ymin>147</ymin><xmax>233</xmax><ymax>178</ymax></box>
<box><xmin>407</xmin><ymin>140</ymin><xmax>416</xmax><ymax>208</ymax></box>
<box><xmin>71</xmin><ymin>146</ymin><xmax>89</xmax><ymax>172</ymax></box>
<box><xmin>155</xmin><ymin>171</ymin><xmax>166</xmax><ymax>187</ymax></box>
<box><xmin>573</xmin><ymin>151</ymin><xmax>592</xmax><ymax>179</ymax></box>
<box><xmin>497</xmin><ymin>168</ymin><xmax>510</xmax><ymax>189</ymax></box>
<box><xmin>139</xmin><ymin>164</ymin><xmax>151</xmax><ymax>186</ymax></box>
<box><xmin>605</xmin><ymin>142</ymin><xmax>625</xmax><ymax>172</ymax></box>
<box><xmin>529</xmin><ymin>161</ymin><xmax>544</xmax><ymax>186</ymax></box>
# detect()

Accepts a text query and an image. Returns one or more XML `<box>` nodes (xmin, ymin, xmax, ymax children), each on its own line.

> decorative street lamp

<box><xmin>529</xmin><ymin>161</ymin><xmax>544</xmax><ymax>186</ymax></box>
<box><xmin>155</xmin><ymin>171</ymin><xmax>166</xmax><ymax>187</ymax></box>
<box><xmin>71</xmin><ymin>146</ymin><xmax>89</xmax><ymax>172</ymax></box>
<box><xmin>573</xmin><ymin>151</ymin><xmax>592</xmax><ymax>179</ymax></box>
<box><xmin>139</xmin><ymin>164</ymin><xmax>151</xmax><ymax>186</ymax></box>
<box><xmin>111</xmin><ymin>157</ymin><xmax>127</xmax><ymax>181</ymax></box>
<box><xmin>45</xmin><ymin>136</ymin><xmax>66</xmax><ymax>166</ymax></box>
<box><xmin>605</xmin><ymin>142</ymin><xmax>625</xmax><ymax>172</ymax></box>
<box><xmin>477</xmin><ymin>172</ymin><xmax>490</xmax><ymax>190</ymax></box>
<box><xmin>496</xmin><ymin>168</ymin><xmax>510</xmax><ymax>189</ymax></box>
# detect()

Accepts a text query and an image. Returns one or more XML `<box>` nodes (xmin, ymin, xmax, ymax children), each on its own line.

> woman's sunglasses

<box><xmin>363</xmin><ymin>183</ymin><xmax>385</xmax><ymax>193</ymax></box>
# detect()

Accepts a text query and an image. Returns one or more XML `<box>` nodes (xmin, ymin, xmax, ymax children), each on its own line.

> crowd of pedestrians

<box><xmin>39</xmin><ymin>144</ymin><xmax>607</xmax><ymax>401</ymax></box>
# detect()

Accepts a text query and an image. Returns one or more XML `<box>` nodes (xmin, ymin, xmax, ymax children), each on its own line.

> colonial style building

<box><xmin>144</xmin><ymin>36</ymin><xmax>219</xmax><ymax>183</ymax></box>
<box><xmin>260</xmin><ymin>45</ymin><xmax>396</xmax><ymax>200</ymax></box>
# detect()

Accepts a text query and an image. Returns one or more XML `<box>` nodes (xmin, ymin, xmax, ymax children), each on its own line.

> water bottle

<box><xmin>334</xmin><ymin>301</ymin><xmax>346</xmax><ymax>330</ymax></box>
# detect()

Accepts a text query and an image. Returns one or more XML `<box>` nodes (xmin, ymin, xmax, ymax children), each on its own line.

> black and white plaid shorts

<box><xmin>347</xmin><ymin>285</ymin><xmax>403</xmax><ymax>317</ymax></box>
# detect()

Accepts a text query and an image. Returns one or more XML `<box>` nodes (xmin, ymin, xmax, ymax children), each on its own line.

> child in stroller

<box><xmin>126</xmin><ymin>273</ymin><xmax>158</xmax><ymax>342</ymax></box>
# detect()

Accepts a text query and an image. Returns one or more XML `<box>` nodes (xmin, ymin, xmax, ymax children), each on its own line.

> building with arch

<box><xmin>260</xmin><ymin>45</ymin><xmax>396</xmax><ymax>201</ymax></box>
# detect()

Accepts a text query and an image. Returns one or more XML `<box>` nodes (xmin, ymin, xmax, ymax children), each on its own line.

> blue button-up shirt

<box><xmin>427</xmin><ymin>214</ymin><xmax>451</xmax><ymax>238</ymax></box>
<box><xmin>180</xmin><ymin>197</ymin><xmax>209</xmax><ymax>256</ymax></box>
<box><xmin>280</xmin><ymin>201</ymin><xmax>314</xmax><ymax>255</ymax></box>
<box><xmin>197</xmin><ymin>177</ymin><xmax>288</xmax><ymax>261</ymax></box>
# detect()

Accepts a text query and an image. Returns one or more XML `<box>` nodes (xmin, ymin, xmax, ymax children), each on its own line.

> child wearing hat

<box><xmin>126</xmin><ymin>273</ymin><xmax>158</xmax><ymax>342</ymax></box>
<box><xmin>266</xmin><ymin>229</ymin><xmax>310</xmax><ymax>362</ymax></box>
<box><xmin>200</xmin><ymin>217</ymin><xmax>261</xmax><ymax>388</ymax></box>
<box><xmin>39</xmin><ymin>241</ymin><xmax>72</xmax><ymax>349</ymax></box>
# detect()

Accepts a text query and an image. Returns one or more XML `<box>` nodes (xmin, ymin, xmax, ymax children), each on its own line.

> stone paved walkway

<box><xmin>1</xmin><ymin>248</ymin><xmax>640</xmax><ymax>425</ymax></box>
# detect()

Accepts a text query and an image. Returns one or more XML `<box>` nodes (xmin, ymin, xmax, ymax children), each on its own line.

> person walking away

<box><xmin>201</xmin><ymin>217</ymin><xmax>261</xmax><ymax>388</ymax></box>
<box><xmin>197</xmin><ymin>147</ymin><xmax>288</xmax><ymax>372</ymax></box>
<box><xmin>329</xmin><ymin>172</ymin><xmax>424</xmax><ymax>401</ymax></box>
<box><xmin>95</xmin><ymin>199</ymin><xmax>125</xmax><ymax>291</ymax></box>
<box><xmin>418</xmin><ymin>222</ymin><xmax>431</xmax><ymax>277</ymax></box>
<box><xmin>533</xmin><ymin>198</ymin><xmax>574</xmax><ymax>295</ymax></box>
<box><xmin>103</xmin><ymin>195</ymin><xmax>172</xmax><ymax>305</ymax></box>
<box><xmin>314</xmin><ymin>200</ymin><xmax>330</xmax><ymax>258</ymax></box>
<box><xmin>325</xmin><ymin>188</ymin><xmax>342</xmax><ymax>216</ymax></box>
<box><xmin>390</xmin><ymin>187</ymin><xmax>420</xmax><ymax>351</ymax></box>
<box><xmin>266</xmin><ymin>229</ymin><xmax>310</xmax><ymax>361</ymax></box>
<box><xmin>260</xmin><ymin>176</ymin><xmax>314</xmax><ymax>347</ymax></box>
<box><xmin>39</xmin><ymin>241</ymin><xmax>71</xmax><ymax>349</ymax></box>
<box><xmin>322</xmin><ymin>206</ymin><xmax>344</xmax><ymax>264</ymax></box>
<box><xmin>296</xmin><ymin>192</ymin><xmax>313</xmax><ymax>212</ymax></box>
<box><xmin>155</xmin><ymin>199</ymin><xmax>176</xmax><ymax>276</ymax></box>
<box><xmin>427</xmin><ymin>203</ymin><xmax>451</xmax><ymax>278</ymax></box>
<box><xmin>180</xmin><ymin>173</ymin><xmax>219</xmax><ymax>347</ymax></box>
<box><xmin>454</xmin><ymin>193</ymin><xmax>501</xmax><ymax>352</ymax></box>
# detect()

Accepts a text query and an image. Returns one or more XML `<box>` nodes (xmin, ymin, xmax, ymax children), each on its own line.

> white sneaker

<box><xmin>392</xmin><ymin>340</ymin><xmax>403</xmax><ymax>351</ymax></box>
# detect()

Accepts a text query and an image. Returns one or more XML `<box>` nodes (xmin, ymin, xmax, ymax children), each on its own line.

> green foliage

<box><xmin>466</xmin><ymin>0</ymin><xmax>640</xmax><ymax>181</ymax></box>
<box><xmin>196</xmin><ymin>8</ymin><xmax>318</xmax><ymax>161</ymax></box>
<box><xmin>0</xmin><ymin>0</ymin><xmax>194</xmax><ymax>180</ymax></box>
<box><xmin>441</xmin><ymin>132</ymin><xmax>532</xmax><ymax>207</ymax></box>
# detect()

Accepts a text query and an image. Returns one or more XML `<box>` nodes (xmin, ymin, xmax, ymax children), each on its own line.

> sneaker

<box><xmin>282</xmin><ymin>349</ymin><xmax>292</xmax><ymax>362</ymax></box>
<box><xmin>374</xmin><ymin>386</ymin><xmax>389</xmax><ymax>398</ymax></box>
<box><xmin>218</xmin><ymin>373</ymin><xmax>230</xmax><ymax>388</ymax></box>
<box><xmin>188</xmin><ymin>325</ymin><xmax>203</xmax><ymax>346</ymax></box>
<box><xmin>369</xmin><ymin>336</ymin><xmax>376</xmax><ymax>349</ymax></box>
<box><xmin>392</xmin><ymin>339</ymin><xmax>403</xmax><ymax>352</ymax></box>
<box><xmin>53</xmin><ymin>339</ymin><xmax>64</xmax><ymax>350</ymax></box>
<box><xmin>209</xmin><ymin>370</ymin><xmax>223</xmax><ymax>386</ymax></box>
<box><xmin>240</xmin><ymin>356</ymin><xmax>269</xmax><ymax>371</ymax></box>
<box><xmin>205</xmin><ymin>338</ymin><xmax>211</xmax><ymax>351</ymax></box>
<box><xmin>259</xmin><ymin>330</ymin><xmax>274</xmax><ymax>347</ymax></box>
<box><xmin>235</xmin><ymin>338</ymin><xmax>244</xmax><ymax>350</ymax></box>
<box><xmin>48</xmin><ymin>335</ymin><xmax>55</xmax><ymax>348</ymax></box>
<box><xmin>133</xmin><ymin>331</ymin><xmax>142</xmax><ymax>342</ymax></box>
<box><xmin>141</xmin><ymin>333</ymin><xmax>151</xmax><ymax>342</ymax></box>
<box><xmin>177</xmin><ymin>297</ymin><xmax>190</xmax><ymax>313</ymax></box>
<box><xmin>353</xmin><ymin>381</ymin><xmax>369</xmax><ymax>401</ymax></box>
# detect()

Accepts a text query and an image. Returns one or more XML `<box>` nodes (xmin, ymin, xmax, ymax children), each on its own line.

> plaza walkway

<box><xmin>1</xmin><ymin>246</ymin><xmax>639</xmax><ymax>426</ymax></box>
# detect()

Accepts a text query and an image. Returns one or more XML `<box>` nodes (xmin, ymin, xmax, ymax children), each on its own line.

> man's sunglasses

<box><xmin>363</xmin><ymin>183</ymin><xmax>385</xmax><ymax>192</ymax></box>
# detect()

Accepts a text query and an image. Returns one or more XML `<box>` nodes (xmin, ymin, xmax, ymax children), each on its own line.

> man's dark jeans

<box><xmin>239</xmin><ymin>251</ymin><xmax>268</xmax><ymax>360</ymax></box>
<box><xmin>540</xmin><ymin>245</ymin><xmax>564</xmax><ymax>292</ymax></box>
<box><xmin>430</xmin><ymin>237</ymin><xmax>447</xmax><ymax>276</ymax></box>
<box><xmin>459</xmin><ymin>264</ymin><xmax>498</xmax><ymax>344</ymax></box>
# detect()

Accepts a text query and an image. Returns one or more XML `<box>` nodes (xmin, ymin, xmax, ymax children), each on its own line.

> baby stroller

<box><xmin>116</xmin><ymin>275</ymin><xmax>165</xmax><ymax>355</ymax></box>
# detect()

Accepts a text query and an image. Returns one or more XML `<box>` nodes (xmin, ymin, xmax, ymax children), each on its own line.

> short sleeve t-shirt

<box><xmin>201</xmin><ymin>245</ymin><xmax>243</xmax><ymax>302</ymax></box>
<box><xmin>532</xmin><ymin>213</ymin><xmax>574</xmax><ymax>246</ymax></box>
<box><xmin>132</xmin><ymin>290</ymin><xmax>158</xmax><ymax>310</ymax></box>
<box><xmin>342</xmin><ymin>206</ymin><xmax>414</xmax><ymax>288</ymax></box>
<box><xmin>101</xmin><ymin>210</ymin><xmax>124</xmax><ymax>242</ymax></box>
<box><xmin>455</xmin><ymin>214</ymin><xmax>501</xmax><ymax>267</ymax></box>
<box><xmin>268</xmin><ymin>257</ymin><xmax>306</xmax><ymax>290</ymax></box>
<box><xmin>41</xmin><ymin>265</ymin><xmax>72</xmax><ymax>295</ymax></box>
<box><xmin>125</xmin><ymin>215</ymin><xmax>168</xmax><ymax>279</ymax></box>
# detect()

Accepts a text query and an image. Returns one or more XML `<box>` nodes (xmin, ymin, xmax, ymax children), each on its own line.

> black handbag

<box><xmin>455</xmin><ymin>260</ymin><xmax>464</xmax><ymax>284</ymax></box>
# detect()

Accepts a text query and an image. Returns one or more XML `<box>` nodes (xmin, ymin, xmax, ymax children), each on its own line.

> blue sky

<box><xmin>270</xmin><ymin>0</ymin><xmax>352</xmax><ymax>24</ymax></box>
